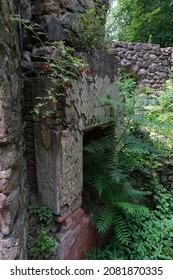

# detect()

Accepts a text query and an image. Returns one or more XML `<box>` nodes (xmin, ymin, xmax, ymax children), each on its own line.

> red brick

<box><xmin>27</xmin><ymin>159</ymin><xmax>36</xmax><ymax>167</ymax></box>
<box><xmin>65</xmin><ymin>216</ymin><xmax>73</xmax><ymax>227</ymax></box>
<box><xmin>26</xmin><ymin>134</ymin><xmax>34</xmax><ymax>141</ymax></box>
<box><xmin>27</xmin><ymin>141</ymin><xmax>35</xmax><ymax>148</ymax></box>
<box><xmin>72</xmin><ymin>208</ymin><xmax>85</xmax><ymax>221</ymax></box>
<box><xmin>58</xmin><ymin>210</ymin><xmax>100</xmax><ymax>260</ymax></box>
<box><xmin>55</xmin><ymin>209</ymin><xmax>71</xmax><ymax>223</ymax></box>
<box><xmin>70</xmin><ymin>195</ymin><xmax>82</xmax><ymax>212</ymax></box>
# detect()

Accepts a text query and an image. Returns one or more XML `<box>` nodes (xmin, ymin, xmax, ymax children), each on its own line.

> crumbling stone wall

<box><xmin>24</xmin><ymin>49</ymin><xmax>117</xmax><ymax>259</ymax></box>
<box><xmin>20</xmin><ymin>0</ymin><xmax>117</xmax><ymax>259</ymax></box>
<box><xmin>2</xmin><ymin>0</ymin><xmax>173</xmax><ymax>260</ymax></box>
<box><xmin>20</xmin><ymin>0</ymin><xmax>108</xmax><ymax>47</ymax></box>
<box><xmin>22</xmin><ymin>0</ymin><xmax>110</xmax><ymax>199</ymax></box>
<box><xmin>111</xmin><ymin>41</ymin><xmax>173</xmax><ymax>89</ymax></box>
<box><xmin>0</xmin><ymin>0</ymin><xmax>28</xmax><ymax>259</ymax></box>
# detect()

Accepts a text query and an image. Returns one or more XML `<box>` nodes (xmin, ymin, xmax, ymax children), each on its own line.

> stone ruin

<box><xmin>25</xmin><ymin>49</ymin><xmax>118</xmax><ymax>259</ymax></box>
<box><xmin>0</xmin><ymin>0</ymin><xmax>118</xmax><ymax>259</ymax></box>
<box><xmin>111</xmin><ymin>41</ymin><xmax>173</xmax><ymax>90</ymax></box>
<box><xmin>1</xmin><ymin>0</ymin><xmax>173</xmax><ymax>259</ymax></box>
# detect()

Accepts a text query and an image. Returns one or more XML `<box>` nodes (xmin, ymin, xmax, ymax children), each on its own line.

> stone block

<box><xmin>0</xmin><ymin>178</ymin><xmax>11</xmax><ymax>194</ymax></box>
<box><xmin>0</xmin><ymin>101</ymin><xmax>7</xmax><ymax>143</ymax></box>
<box><xmin>0</xmin><ymin>169</ymin><xmax>12</xmax><ymax>180</ymax></box>
<box><xmin>42</xmin><ymin>15</ymin><xmax>68</xmax><ymax>41</ymax></box>
<box><xmin>0</xmin><ymin>237</ymin><xmax>19</xmax><ymax>259</ymax></box>
<box><xmin>43</xmin><ymin>0</ymin><xmax>60</xmax><ymax>15</ymax></box>
<box><xmin>0</xmin><ymin>193</ymin><xmax>6</xmax><ymax>209</ymax></box>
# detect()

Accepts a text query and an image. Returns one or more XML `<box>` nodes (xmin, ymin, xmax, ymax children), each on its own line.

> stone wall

<box><xmin>111</xmin><ymin>41</ymin><xmax>173</xmax><ymax>90</ymax></box>
<box><xmin>20</xmin><ymin>0</ymin><xmax>118</xmax><ymax>259</ymax></box>
<box><xmin>24</xmin><ymin>49</ymin><xmax>118</xmax><ymax>259</ymax></box>
<box><xmin>20</xmin><ymin>0</ymin><xmax>109</xmax><ymax>48</ymax></box>
<box><xmin>21</xmin><ymin>0</ymin><xmax>111</xmax><ymax>200</ymax></box>
<box><xmin>0</xmin><ymin>0</ymin><xmax>28</xmax><ymax>259</ymax></box>
<box><xmin>1</xmin><ymin>0</ymin><xmax>173</xmax><ymax>260</ymax></box>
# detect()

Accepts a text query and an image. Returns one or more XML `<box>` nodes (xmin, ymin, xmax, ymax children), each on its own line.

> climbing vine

<box><xmin>10</xmin><ymin>15</ymin><xmax>88</xmax><ymax>120</ymax></box>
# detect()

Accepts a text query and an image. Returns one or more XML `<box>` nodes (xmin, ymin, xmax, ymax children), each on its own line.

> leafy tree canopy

<box><xmin>106</xmin><ymin>0</ymin><xmax>173</xmax><ymax>46</ymax></box>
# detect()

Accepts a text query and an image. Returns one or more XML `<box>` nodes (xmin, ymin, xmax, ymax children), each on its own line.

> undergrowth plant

<box><xmin>28</xmin><ymin>204</ymin><xmax>56</xmax><ymax>259</ymax></box>
<box><xmin>83</xmin><ymin>72</ymin><xmax>173</xmax><ymax>260</ymax></box>
<box><xmin>10</xmin><ymin>15</ymin><xmax>87</xmax><ymax>120</ymax></box>
<box><xmin>144</xmin><ymin>73</ymin><xmax>173</xmax><ymax>148</ymax></box>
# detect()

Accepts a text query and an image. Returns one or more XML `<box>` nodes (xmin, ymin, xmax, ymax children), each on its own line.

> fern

<box><xmin>83</xmin><ymin>73</ymin><xmax>173</xmax><ymax>258</ymax></box>
<box><xmin>113</xmin><ymin>212</ymin><xmax>131</xmax><ymax>245</ymax></box>
<box><xmin>95</xmin><ymin>208</ymin><xmax>116</xmax><ymax>234</ymax></box>
<box><xmin>115</xmin><ymin>202</ymin><xmax>149</xmax><ymax>216</ymax></box>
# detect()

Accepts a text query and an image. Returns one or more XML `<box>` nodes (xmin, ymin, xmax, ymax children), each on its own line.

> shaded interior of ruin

<box><xmin>82</xmin><ymin>125</ymin><xmax>114</xmax><ymax>213</ymax></box>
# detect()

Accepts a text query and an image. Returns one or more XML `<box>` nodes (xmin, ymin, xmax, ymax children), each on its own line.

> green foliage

<box><xmin>28</xmin><ymin>227</ymin><xmax>55</xmax><ymax>259</ymax></box>
<box><xmin>106</xmin><ymin>0</ymin><xmax>173</xmax><ymax>46</ymax></box>
<box><xmin>28</xmin><ymin>204</ymin><xmax>56</xmax><ymax>259</ymax></box>
<box><xmin>11</xmin><ymin>16</ymin><xmax>85</xmax><ymax>120</ymax></box>
<box><xmin>10</xmin><ymin>15</ymin><xmax>45</xmax><ymax>45</ymax></box>
<box><xmin>78</xmin><ymin>1</ymin><xmax>107</xmax><ymax>50</ymax></box>
<box><xmin>115</xmin><ymin>180</ymin><xmax>173</xmax><ymax>260</ymax></box>
<box><xmin>144</xmin><ymin>76</ymin><xmax>173</xmax><ymax>148</ymax></box>
<box><xmin>83</xmin><ymin>73</ymin><xmax>173</xmax><ymax>260</ymax></box>
<box><xmin>32</xmin><ymin>41</ymin><xmax>85</xmax><ymax>120</ymax></box>
<box><xmin>28</xmin><ymin>204</ymin><xmax>53</xmax><ymax>223</ymax></box>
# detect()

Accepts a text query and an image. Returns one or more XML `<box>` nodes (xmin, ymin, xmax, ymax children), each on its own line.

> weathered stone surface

<box><xmin>26</xmin><ymin>0</ymin><xmax>109</xmax><ymax>49</ymax></box>
<box><xmin>43</xmin><ymin>0</ymin><xmax>61</xmax><ymax>15</ymax></box>
<box><xmin>41</xmin><ymin>15</ymin><xmax>68</xmax><ymax>41</ymax></box>
<box><xmin>111</xmin><ymin>41</ymin><xmax>172</xmax><ymax>91</ymax></box>
<box><xmin>58</xmin><ymin>0</ymin><xmax>85</xmax><ymax>12</ymax></box>
<box><xmin>20</xmin><ymin>0</ymin><xmax>32</xmax><ymax>20</ymax></box>
<box><xmin>32</xmin><ymin>50</ymin><xmax>118</xmax><ymax>216</ymax></box>
<box><xmin>0</xmin><ymin>100</ymin><xmax>7</xmax><ymax>143</ymax></box>
<box><xmin>0</xmin><ymin>194</ymin><xmax>6</xmax><ymax>209</ymax></box>
<box><xmin>138</xmin><ymin>69</ymin><xmax>146</xmax><ymax>76</ymax></box>
<box><xmin>0</xmin><ymin>237</ymin><xmax>19</xmax><ymax>260</ymax></box>
<box><xmin>0</xmin><ymin>0</ymin><xmax>28</xmax><ymax>259</ymax></box>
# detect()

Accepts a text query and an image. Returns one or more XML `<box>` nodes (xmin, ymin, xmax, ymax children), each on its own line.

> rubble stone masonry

<box><xmin>111</xmin><ymin>41</ymin><xmax>173</xmax><ymax>90</ymax></box>
<box><xmin>0</xmin><ymin>0</ymin><xmax>28</xmax><ymax>259</ymax></box>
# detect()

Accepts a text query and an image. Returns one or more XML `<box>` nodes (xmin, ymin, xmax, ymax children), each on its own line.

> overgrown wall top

<box><xmin>20</xmin><ymin>0</ymin><xmax>109</xmax><ymax>49</ymax></box>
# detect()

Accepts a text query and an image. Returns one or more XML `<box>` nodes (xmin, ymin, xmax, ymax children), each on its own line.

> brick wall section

<box><xmin>23</xmin><ymin>74</ymin><xmax>65</xmax><ymax>200</ymax></box>
<box><xmin>24</xmin><ymin>82</ymin><xmax>37</xmax><ymax>194</ymax></box>
<box><xmin>56</xmin><ymin>206</ymin><xmax>98</xmax><ymax>259</ymax></box>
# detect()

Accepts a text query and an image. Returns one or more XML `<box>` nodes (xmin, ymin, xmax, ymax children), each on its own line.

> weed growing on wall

<box><xmin>78</xmin><ymin>0</ymin><xmax>108</xmax><ymax>50</ymax></box>
<box><xmin>83</xmin><ymin>73</ymin><xmax>173</xmax><ymax>260</ymax></box>
<box><xmin>10</xmin><ymin>15</ymin><xmax>87</xmax><ymax>120</ymax></box>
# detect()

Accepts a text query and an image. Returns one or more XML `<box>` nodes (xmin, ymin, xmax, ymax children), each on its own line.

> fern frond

<box><xmin>108</xmin><ymin>168</ymin><xmax>127</xmax><ymax>183</ymax></box>
<box><xmin>95</xmin><ymin>208</ymin><xmax>116</xmax><ymax>234</ymax></box>
<box><xmin>102</xmin><ymin>184</ymin><xmax>129</xmax><ymax>204</ymax></box>
<box><xmin>84</xmin><ymin>134</ymin><xmax>114</xmax><ymax>154</ymax></box>
<box><xmin>116</xmin><ymin>202</ymin><xmax>149</xmax><ymax>216</ymax></box>
<box><xmin>113</xmin><ymin>212</ymin><xmax>131</xmax><ymax>245</ymax></box>
<box><xmin>92</xmin><ymin>174</ymin><xmax>109</xmax><ymax>197</ymax></box>
<box><xmin>124</xmin><ymin>182</ymin><xmax>151</xmax><ymax>200</ymax></box>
